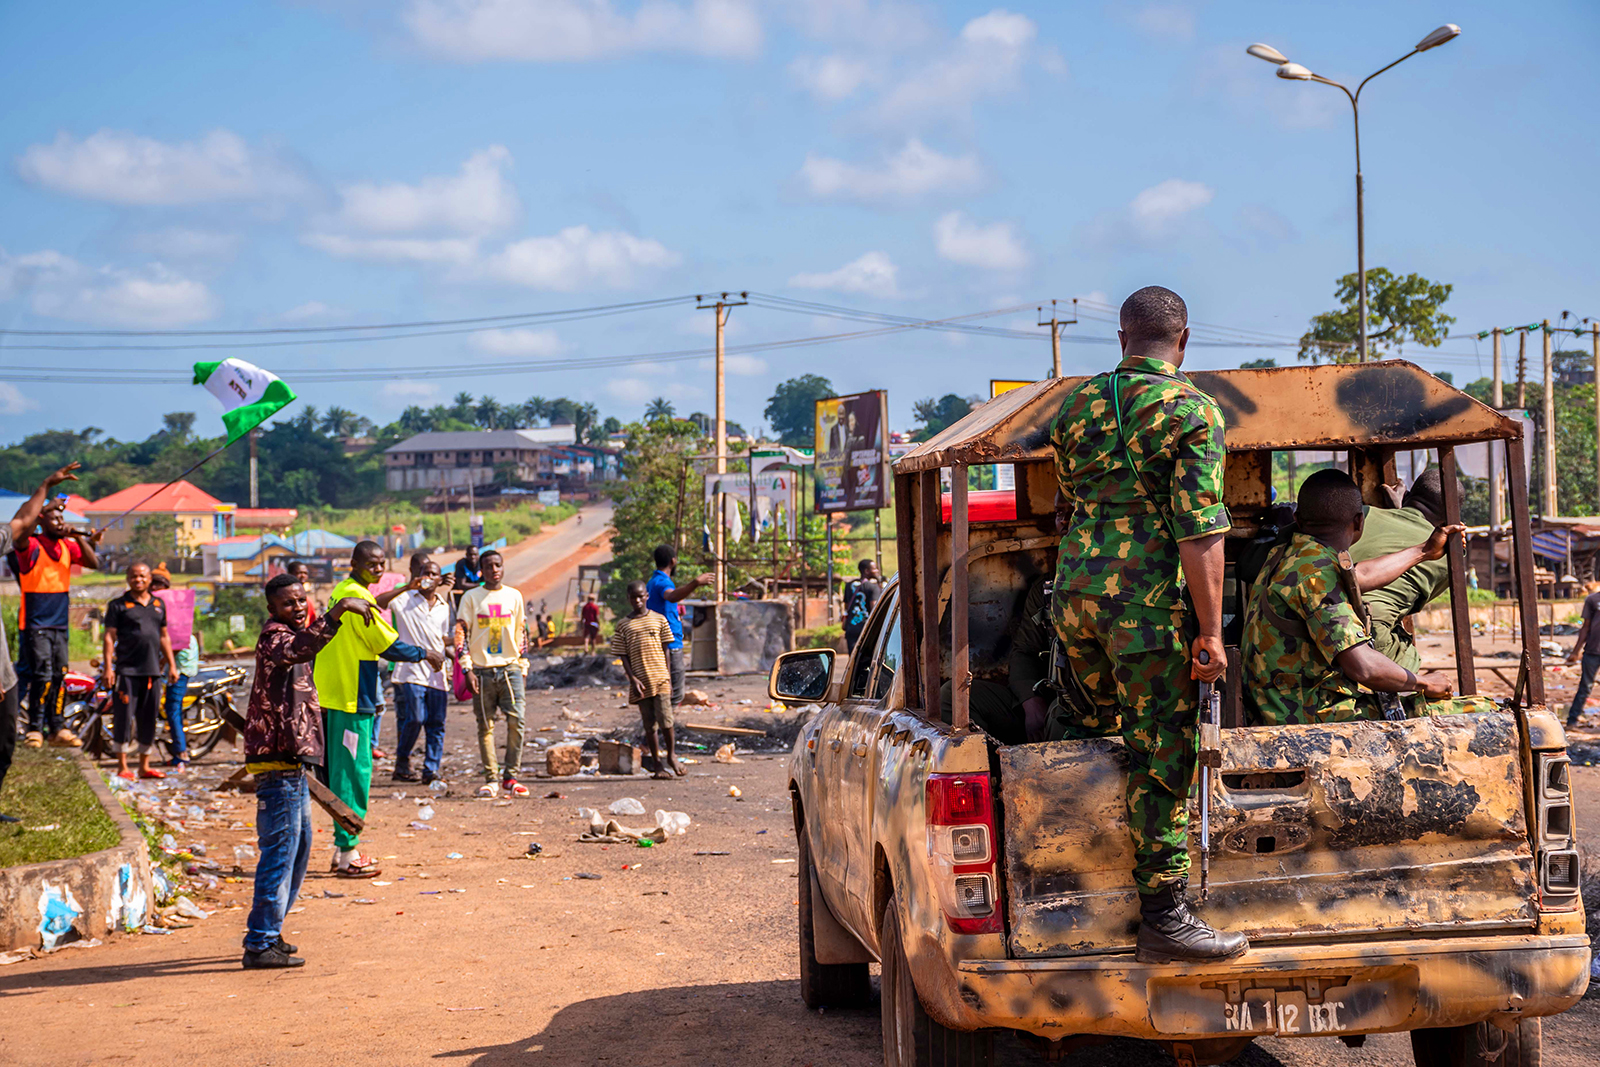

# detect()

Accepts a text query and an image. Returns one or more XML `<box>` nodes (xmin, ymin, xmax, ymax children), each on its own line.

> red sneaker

<box><xmin>502</xmin><ymin>778</ymin><xmax>529</xmax><ymax>797</ymax></box>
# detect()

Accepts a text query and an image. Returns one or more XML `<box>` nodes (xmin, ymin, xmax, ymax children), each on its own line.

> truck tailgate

<box><xmin>996</xmin><ymin>712</ymin><xmax>1536</xmax><ymax>958</ymax></box>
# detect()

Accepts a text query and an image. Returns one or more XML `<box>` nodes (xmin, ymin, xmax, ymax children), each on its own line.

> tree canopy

<box><xmin>912</xmin><ymin>394</ymin><xmax>979</xmax><ymax>440</ymax></box>
<box><xmin>764</xmin><ymin>374</ymin><xmax>835</xmax><ymax>447</ymax></box>
<box><xmin>1298</xmin><ymin>268</ymin><xmax>1455</xmax><ymax>364</ymax></box>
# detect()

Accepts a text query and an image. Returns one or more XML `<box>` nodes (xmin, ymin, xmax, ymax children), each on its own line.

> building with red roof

<box><xmin>83</xmin><ymin>480</ymin><xmax>236</xmax><ymax>556</ymax></box>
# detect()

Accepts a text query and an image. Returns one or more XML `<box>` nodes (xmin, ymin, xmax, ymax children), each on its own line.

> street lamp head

<box><xmin>1275</xmin><ymin>62</ymin><xmax>1313</xmax><ymax>80</ymax></box>
<box><xmin>1246</xmin><ymin>43</ymin><xmax>1289</xmax><ymax>65</ymax></box>
<box><xmin>1415</xmin><ymin>24</ymin><xmax>1461</xmax><ymax>51</ymax></box>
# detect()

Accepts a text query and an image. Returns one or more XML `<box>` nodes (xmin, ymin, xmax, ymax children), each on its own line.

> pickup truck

<box><xmin>771</xmin><ymin>363</ymin><xmax>1589</xmax><ymax>1067</ymax></box>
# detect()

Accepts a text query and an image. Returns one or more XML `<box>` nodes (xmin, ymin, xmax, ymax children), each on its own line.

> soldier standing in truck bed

<box><xmin>1047</xmin><ymin>285</ymin><xmax>1248</xmax><ymax>964</ymax></box>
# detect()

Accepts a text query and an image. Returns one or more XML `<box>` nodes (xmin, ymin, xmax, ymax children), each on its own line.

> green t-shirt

<box><xmin>312</xmin><ymin>578</ymin><xmax>398</xmax><ymax>714</ymax></box>
<box><xmin>1349</xmin><ymin>507</ymin><xmax>1446</xmax><ymax>669</ymax></box>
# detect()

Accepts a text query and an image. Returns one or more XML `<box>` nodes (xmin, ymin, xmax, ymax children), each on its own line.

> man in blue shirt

<box><xmin>646</xmin><ymin>545</ymin><xmax>712</xmax><ymax>707</ymax></box>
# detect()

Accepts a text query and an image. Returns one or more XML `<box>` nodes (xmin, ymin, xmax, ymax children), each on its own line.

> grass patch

<box><xmin>0</xmin><ymin>748</ymin><xmax>121</xmax><ymax>867</ymax></box>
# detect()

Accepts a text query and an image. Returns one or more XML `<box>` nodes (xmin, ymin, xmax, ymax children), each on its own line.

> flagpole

<box><xmin>91</xmin><ymin>439</ymin><xmax>237</xmax><ymax>536</ymax></box>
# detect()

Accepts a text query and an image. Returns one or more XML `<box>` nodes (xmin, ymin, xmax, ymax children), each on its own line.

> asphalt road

<box><xmin>1</xmin><ymin>670</ymin><xmax>1594</xmax><ymax>1066</ymax></box>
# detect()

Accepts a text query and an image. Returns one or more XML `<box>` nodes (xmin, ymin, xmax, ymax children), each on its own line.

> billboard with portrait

<box><xmin>813</xmin><ymin>390</ymin><xmax>889</xmax><ymax>512</ymax></box>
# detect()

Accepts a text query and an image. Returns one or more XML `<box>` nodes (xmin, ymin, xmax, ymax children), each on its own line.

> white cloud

<box><xmin>607</xmin><ymin>377</ymin><xmax>658</xmax><ymax>405</ymax></box>
<box><xmin>0</xmin><ymin>247</ymin><xmax>218</xmax><ymax>326</ymax></box>
<box><xmin>403</xmin><ymin>0</ymin><xmax>762</xmax><ymax>62</ymax></box>
<box><xmin>471</xmin><ymin>328</ymin><xmax>566</xmax><ymax>356</ymax></box>
<box><xmin>789</xmin><ymin>251</ymin><xmax>899</xmax><ymax>297</ymax></box>
<box><xmin>302</xmin><ymin>233</ymin><xmax>479</xmax><ymax>265</ymax></box>
<box><xmin>799</xmin><ymin>139</ymin><xmax>981</xmax><ymax>204</ymax></box>
<box><xmin>776</xmin><ymin>0</ymin><xmax>935</xmax><ymax>44</ymax></box>
<box><xmin>481</xmin><ymin>225</ymin><xmax>680</xmax><ymax>290</ymax></box>
<box><xmin>124</xmin><ymin>228</ymin><xmax>241</xmax><ymax>261</ymax></box>
<box><xmin>333</xmin><ymin>145</ymin><xmax>519</xmax><ymax>236</ymax></box>
<box><xmin>16</xmin><ymin>129</ymin><xmax>305</xmax><ymax>206</ymax></box>
<box><xmin>383</xmin><ymin>380</ymin><xmax>442</xmax><ymax>400</ymax></box>
<box><xmin>790</xmin><ymin>54</ymin><xmax>874</xmax><ymax>101</ymax></box>
<box><xmin>871</xmin><ymin>9</ymin><xmax>1037</xmax><ymax>124</ymax></box>
<box><xmin>1129</xmin><ymin>178</ymin><xmax>1213</xmax><ymax>237</ymax></box>
<box><xmin>933</xmin><ymin>211</ymin><xmax>1028</xmax><ymax>271</ymax></box>
<box><xmin>1132</xmin><ymin>3</ymin><xmax>1196</xmax><ymax>41</ymax></box>
<box><xmin>0</xmin><ymin>383</ymin><xmax>38</xmax><ymax>416</ymax></box>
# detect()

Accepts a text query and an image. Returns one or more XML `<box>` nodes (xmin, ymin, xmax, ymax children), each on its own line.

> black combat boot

<box><xmin>1135</xmin><ymin>883</ymin><xmax>1249</xmax><ymax>964</ymax></box>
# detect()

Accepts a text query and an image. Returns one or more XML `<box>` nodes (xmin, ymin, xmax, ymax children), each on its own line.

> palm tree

<box><xmin>546</xmin><ymin>397</ymin><xmax>577</xmax><ymax>425</ymax></box>
<box><xmin>644</xmin><ymin>397</ymin><xmax>675</xmax><ymax>421</ymax></box>
<box><xmin>572</xmin><ymin>402</ymin><xmax>599</xmax><ymax>443</ymax></box>
<box><xmin>398</xmin><ymin>406</ymin><xmax>431</xmax><ymax>434</ymax></box>
<box><xmin>320</xmin><ymin>406</ymin><xmax>360</xmax><ymax>437</ymax></box>
<box><xmin>519</xmin><ymin>396</ymin><xmax>549</xmax><ymax>426</ymax></box>
<box><xmin>474</xmin><ymin>396</ymin><xmax>504</xmax><ymax>429</ymax></box>
<box><xmin>427</xmin><ymin>404</ymin><xmax>454</xmax><ymax>428</ymax></box>
<box><xmin>451</xmin><ymin>392</ymin><xmax>475</xmax><ymax>422</ymax></box>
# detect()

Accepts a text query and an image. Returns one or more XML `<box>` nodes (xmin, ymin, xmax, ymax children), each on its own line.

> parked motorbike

<box><xmin>62</xmin><ymin>663</ymin><xmax>246</xmax><ymax>760</ymax></box>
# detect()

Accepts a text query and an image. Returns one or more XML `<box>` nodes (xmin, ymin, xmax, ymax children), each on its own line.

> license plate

<box><xmin>1149</xmin><ymin>974</ymin><xmax>1406</xmax><ymax>1037</ymax></box>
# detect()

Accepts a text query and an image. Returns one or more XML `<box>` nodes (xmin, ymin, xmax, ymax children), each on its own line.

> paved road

<box><xmin>2</xmin><ymin>671</ymin><xmax>1595</xmax><ymax>1065</ymax></box>
<box><xmin>503</xmin><ymin>499</ymin><xmax>613</xmax><ymax>616</ymax></box>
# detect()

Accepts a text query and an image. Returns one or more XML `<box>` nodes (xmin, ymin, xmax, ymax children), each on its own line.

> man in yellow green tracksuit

<box><xmin>314</xmin><ymin>540</ymin><xmax>443</xmax><ymax>877</ymax></box>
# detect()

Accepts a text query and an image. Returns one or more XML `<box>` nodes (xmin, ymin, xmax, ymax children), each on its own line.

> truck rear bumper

<box><xmin>955</xmin><ymin>934</ymin><xmax>1591</xmax><ymax>1040</ymax></box>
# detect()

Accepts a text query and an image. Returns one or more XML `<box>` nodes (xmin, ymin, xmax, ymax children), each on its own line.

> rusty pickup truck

<box><xmin>771</xmin><ymin>362</ymin><xmax>1589</xmax><ymax>1067</ymax></box>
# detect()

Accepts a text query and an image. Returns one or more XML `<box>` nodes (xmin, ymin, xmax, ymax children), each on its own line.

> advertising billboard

<box><xmin>813</xmin><ymin>390</ymin><xmax>889</xmax><ymax>512</ymax></box>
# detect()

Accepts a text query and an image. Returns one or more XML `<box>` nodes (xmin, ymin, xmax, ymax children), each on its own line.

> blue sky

<box><xmin>2</xmin><ymin>0</ymin><xmax>1596</xmax><ymax>442</ymax></box>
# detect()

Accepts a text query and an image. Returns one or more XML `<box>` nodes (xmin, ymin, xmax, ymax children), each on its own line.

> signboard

<box><xmin>814</xmin><ymin>390</ymin><xmax>889</xmax><ymax>512</ymax></box>
<box><xmin>990</xmin><ymin>379</ymin><xmax>1033</xmax><ymax>398</ymax></box>
<box><xmin>537</xmin><ymin>489</ymin><xmax>561</xmax><ymax>508</ymax></box>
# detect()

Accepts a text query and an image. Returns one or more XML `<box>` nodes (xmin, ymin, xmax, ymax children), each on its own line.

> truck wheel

<box><xmin>880</xmin><ymin>892</ymin><xmax>994</xmax><ymax>1067</ymax></box>
<box><xmin>797</xmin><ymin>824</ymin><xmax>870</xmax><ymax>1010</ymax></box>
<box><xmin>1411</xmin><ymin>1018</ymin><xmax>1541</xmax><ymax>1067</ymax></box>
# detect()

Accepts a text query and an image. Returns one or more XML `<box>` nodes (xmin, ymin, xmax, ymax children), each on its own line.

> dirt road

<box><xmin>2</xmin><ymin>669</ymin><xmax>1595</xmax><ymax>1065</ymax></box>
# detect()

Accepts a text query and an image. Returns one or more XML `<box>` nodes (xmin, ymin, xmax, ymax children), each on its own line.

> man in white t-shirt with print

<box><xmin>453</xmin><ymin>549</ymin><xmax>527</xmax><ymax>797</ymax></box>
<box><xmin>385</xmin><ymin>552</ymin><xmax>454</xmax><ymax>784</ymax></box>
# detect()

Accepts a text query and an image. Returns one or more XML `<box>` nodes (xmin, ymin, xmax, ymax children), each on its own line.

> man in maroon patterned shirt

<box><xmin>241</xmin><ymin>573</ymin><xmax>374</xmax><ymax>969</ymax></box>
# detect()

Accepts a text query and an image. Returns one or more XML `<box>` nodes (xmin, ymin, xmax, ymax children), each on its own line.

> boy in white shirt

<box><xmin>382</xmin><ymin>552</ymin><xmax>454</xmax><ymax>784</ymax></box>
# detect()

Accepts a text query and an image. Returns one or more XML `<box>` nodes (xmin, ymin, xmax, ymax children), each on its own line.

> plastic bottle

<box><xmin>655</xmin><ymin>810</ymin><xmax>691</xmax><ymax>836</ymax></box>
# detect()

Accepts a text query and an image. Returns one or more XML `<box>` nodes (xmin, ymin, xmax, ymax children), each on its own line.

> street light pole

<box><xmin>1248</xmin><ymin>25</ymin><xmax>1460</xmax><ymax>364</ymax></box>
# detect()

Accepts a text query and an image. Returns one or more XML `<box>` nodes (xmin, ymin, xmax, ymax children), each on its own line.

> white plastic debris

<box><xmin>608</xmin><ymin>797</ymin><xmax>646</xmax><ymax>817</ymax></box>
<box><xmin>172</xmin><ymin>896</ymin><xmax>211</xmax><ymax>920</ymax></box>
<box><xmin>416</xmin><ymin>805</ymin><xmax>435</xmax><ymax>822</ymax></box>
<box><xmin>655</xmin><ymin>810</ymin><xmax>691</xmax><ymax>836</ymax></box>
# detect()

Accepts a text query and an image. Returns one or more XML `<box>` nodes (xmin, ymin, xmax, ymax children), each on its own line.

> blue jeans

<box><xmin>1566</xmin><ymin>653</ymin><xmax>1600</xmax><ymax>726</ymax></box>
<box><xmin>244</xmin><ymin>771</ymin><xmax>312</xmax><ymax>953</ymax></box>
<box><xmin>393</xmin><ymin>683</ymin><xmax>447</xmax><ymax>778</ymax></box>
<box><xmin>163</xmin><ymin>674</ymin><xmax>190</xmax><ymax>758</ymax></box>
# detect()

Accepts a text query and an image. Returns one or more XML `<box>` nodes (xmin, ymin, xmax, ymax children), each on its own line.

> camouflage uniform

<box><xmin>1242</xmin><ymin>533</ymin><xmax>1496</xmax><ymax>725</ymax></box>
<box><xmin>1048</xmin><ymin>354</ymin><xmax>1230</xmax><ymax>895</ymax></box>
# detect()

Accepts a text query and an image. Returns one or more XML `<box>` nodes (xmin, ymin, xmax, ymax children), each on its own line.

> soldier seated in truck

<box><xmin>1242</xmin><ymin>468</ymin><xmax>1494</xmax><ymax>726</ymax></box>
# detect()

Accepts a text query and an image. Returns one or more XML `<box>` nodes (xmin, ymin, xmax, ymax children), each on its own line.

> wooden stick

<box><xmin>678</xmin><ymin>722</ymin><xmax>767</xmax><ymax>736</ymax></box>
<box><xmin>1439</xmin><ymin>447</ymin><xmax>1477</xmax><ymax>695</ymax></box>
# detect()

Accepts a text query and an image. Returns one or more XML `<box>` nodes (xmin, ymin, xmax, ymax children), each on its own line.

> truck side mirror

<box><xmin>769</xmin><ymin>649</ymin><xmax>834</xmax><ymax>705</ymax></box>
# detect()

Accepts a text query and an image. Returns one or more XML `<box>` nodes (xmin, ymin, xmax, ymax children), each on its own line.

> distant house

<box><xmin>84</xmin><ymin>481</ymin><xmax>235</xmax><ymax>556</ymax></box>
<box><xmin>384</xmin><ymin>427</ymin><xmax>578</xmax><ymax>491</ymax></box>
<box><xmin>235</xmin><ymin>508</ymin><xmax>298</xmax><ymax>534</ymax></box>
<box><xmin>285</xmin><ymin>529</ymin><xmax>359</xmax><ymax>557</ymax></box>
<box><xmin>201</xmin><ymin>534</ymin><xmax>296</xmax><ymax>582</ymax></box>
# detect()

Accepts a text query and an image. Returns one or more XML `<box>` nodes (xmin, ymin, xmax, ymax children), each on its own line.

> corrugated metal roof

<box><xmin>385</xmin><ymin>427</ymin><xmax>576</xmax><ymax>453</ymax></box>
<box><xmin>85</xmin><ymin>479</ymin><xmax>229</xmax><ymax>513</ymax></box>
<box><xmin>895</xmin><ymin>360</ymin><xmax>1520</xmax><ymax>473</ymax></box>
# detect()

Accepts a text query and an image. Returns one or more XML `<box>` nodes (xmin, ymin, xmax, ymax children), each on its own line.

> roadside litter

<box><xmin>608</xmin><ymin>797</ymin><xmax>646</xmax><ymax>816</ymax></box>
<box><xmin>576</xmin><ymin>806</ymin><xmax>690</xmax><ymax>844</ymax></box>
<box><xmin>714</xmin><ymin>744</ymin><xmax>743</xmax><ymax>764</ymax></box>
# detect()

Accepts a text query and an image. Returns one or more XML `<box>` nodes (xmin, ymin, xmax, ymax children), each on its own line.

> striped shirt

<box><xmin>609</xmin><ymin>611</ymin><xmax>673</xmax><ymax>701</ymax></box>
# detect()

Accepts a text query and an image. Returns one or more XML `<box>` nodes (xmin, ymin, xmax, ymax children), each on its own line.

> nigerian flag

<box><xmin>193</xmin><ymin>359</ymin><xmax>297</xmax><ymax>443</ymax></box>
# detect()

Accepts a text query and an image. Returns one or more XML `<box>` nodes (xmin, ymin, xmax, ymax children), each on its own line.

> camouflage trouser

<box><xmin>1049</xmin><ymin>594</ymin><xmax>1195</xmax><ymax>895</ymax></box>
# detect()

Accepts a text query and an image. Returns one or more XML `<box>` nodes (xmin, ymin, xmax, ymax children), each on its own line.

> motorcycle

<box><xmin>62</xmin><ymin>663</ymin><xmax>246</xmax><ymax>760</ymax></box>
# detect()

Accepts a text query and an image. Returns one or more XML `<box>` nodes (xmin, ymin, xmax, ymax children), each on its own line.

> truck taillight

<box><xmin>927</xmin><ymin>773</ymin><xmax>1003</xmax><ymax>934</ymax></box>
<box><xmin>1535</xmin><ymin>752</ymin><xmax>1580</xmax><ymax>907</ymax></box>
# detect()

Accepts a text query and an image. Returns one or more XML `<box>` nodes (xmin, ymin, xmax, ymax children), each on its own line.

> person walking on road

<box><xmin>841</xmin><ymin>559</ymin><xmax>882</xmax><ymax>652</ymax></box>
<box><xmin>0</xmin><ymin>464</ymin><xmax>86</xmax><ymax>822</ymax></box>
<box><xmin>382</xmin><ymin>552</ymin><xmax>454</xmax><ymax>784</ymax></box>
<box><xmin>580</xmin><ymin>594</ymin><xmax>602</xmax><ymax>652</ymax></box>
<box><xmin>242</xmin><ymin>573</ymin><xmax>377</xmax><ymax>969</ymax></box>
<box><xmin>1048</xmin><ymin>285</ymin><xmax>1246</xmax><ymax>964</ymax></box>
<box><xmin>14</xmin><ymin>478</ymin><xmax>102</xmax><ymax>749</ymax></box>
<box><xmin>1565</xmin><ymin>581</ymin><xmax>1600</xmax><ymax>727</ymax></box>
<box><xmin>150</xmin><ymin>568</ymin><xmax>199</xmax><ymax>770</ymax></box>
<box><xmin>451</xmin><ymin>546</ymin><xmax>482</xmax><ymax>615</ymax></box>
<box><xmin>313</xmin><ymin>541</ymin><xmax>442</xmax><ymax>877</ymax></box>
<box><xmin>102</xmin><ymin>562</ymin><xmax>179</xmax><ymax>780</ymax></box>
<box><xmin>645</xmin><ymin>545</ymin><xmax>711</xmax><ymax>707</ymax></box>
<box><xmin>453</xmin><ymin>549</ymin><xmax>529</xmax><ymax>798</ymax></box>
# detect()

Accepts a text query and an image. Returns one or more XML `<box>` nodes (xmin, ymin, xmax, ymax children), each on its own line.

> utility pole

<box><xmin>1489</xmin><ymin>327</ymin><xmax>1503</xmax><ymax>533</ymax></box>
<box><xmin>1037</xmin><ymin>299</ymin><xmax>1078</xmax><ymax>378</ymax></box>
<box><xmin>1516</xmin><ymin>328</ymin><xmax>1527</xmax><ymax>408</ymax></box>
<box><xmin>1542</xmin><ymin>320</ymin><xmax>1556</xmax><ymax>516</ymax></box>
<box><xmin>248</xmin><ymin>430</ymin><xmax>259</xmax><ymax>508</ymax></box>
<box><xmin>697</xmin><ymin>291</ymin><xmax>747</xmax><ymax>602</ymax></box>
<box><xmin>1593</xmin><ymin>323</ymin><xmax>1599</xmax><ymax>519</ymax></box>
